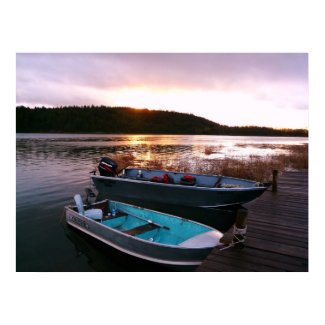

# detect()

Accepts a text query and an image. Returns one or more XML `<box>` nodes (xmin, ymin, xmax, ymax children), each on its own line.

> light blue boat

<box><xmin>65</xmin><ymin>195</ymin><xmax>223</xmax><ymax>266</ymax></box>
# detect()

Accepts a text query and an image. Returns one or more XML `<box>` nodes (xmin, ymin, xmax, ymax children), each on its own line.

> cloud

<box><xmin>17</xmin><ymin>53</ymin><xmax>308</xmax><ymax>90</ymax></box>
<box><xmin>16</xmin><ymin>53</ymin><xmax>308</xmax><ymax>127</ymax></box>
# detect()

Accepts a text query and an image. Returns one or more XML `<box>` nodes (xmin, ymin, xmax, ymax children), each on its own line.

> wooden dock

<box><xmin>197</xmin><ymin>170</ymin><xmax>308</xmax><ymax>272</ymax></box>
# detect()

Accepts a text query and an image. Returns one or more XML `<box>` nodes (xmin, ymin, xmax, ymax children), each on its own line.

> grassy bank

<box><xmin>111</xmin><ymin>144</ymin><xmax>308</xmax><ymax>183</ymax></box>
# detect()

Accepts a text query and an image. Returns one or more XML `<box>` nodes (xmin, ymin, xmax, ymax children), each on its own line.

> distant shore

<box><xmin>16</xmin><ymin>106</ymin><xmax>308</xmax><ymax>137</ymax></box>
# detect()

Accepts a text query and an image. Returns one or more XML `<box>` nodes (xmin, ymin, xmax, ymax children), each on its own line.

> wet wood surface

<box><xmin>197</xmin><ymin>170</ymin><xmax>308</xmax><ymax>272</ymax></box>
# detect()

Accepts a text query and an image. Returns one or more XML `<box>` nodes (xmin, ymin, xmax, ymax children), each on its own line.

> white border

<box><xmin>3</xmin><ymin>0</ymin><xmax>324</xmax><ymax>324</ymax></box>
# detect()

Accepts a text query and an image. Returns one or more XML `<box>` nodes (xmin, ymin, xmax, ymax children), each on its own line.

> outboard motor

<box><xmin>98</xmin><ymin>157</ymin><xmax>118</xmax><ymax>177</ymax></box>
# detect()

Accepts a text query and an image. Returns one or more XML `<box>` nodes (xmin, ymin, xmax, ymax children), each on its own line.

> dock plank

<box><xmin>197</xmin><ymin>170</ymin><xmax>308</xmax><ymax>272</ymax></box>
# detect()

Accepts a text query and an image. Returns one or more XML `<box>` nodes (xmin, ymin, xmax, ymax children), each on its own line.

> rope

<box><xmin>218</xmin><ymin>225</ymin><xmax>247</xmax><ymax>250</ymax></box>
<box><xmin>233</xmin><ymin>225</ymin><xmax>247</xmax><ymax>235</ymax></box>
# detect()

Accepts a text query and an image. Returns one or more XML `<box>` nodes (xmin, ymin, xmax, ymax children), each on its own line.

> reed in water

<box><xmin>110</xmin><ymin>144</ymin><xmax>308</xmax><ymax>183</ymax></box>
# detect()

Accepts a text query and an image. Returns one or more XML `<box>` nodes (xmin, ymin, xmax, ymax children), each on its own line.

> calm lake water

<box><xmin>16</xmin><ymin>133</ymin><xmax>307</xmax><ymax>272</ymax></box>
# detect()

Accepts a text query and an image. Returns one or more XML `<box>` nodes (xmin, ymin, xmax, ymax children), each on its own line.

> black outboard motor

<box><xmin>98</xmin><ymin>157</ymin><xmax>118</xmax><ymax>177</ymax></box>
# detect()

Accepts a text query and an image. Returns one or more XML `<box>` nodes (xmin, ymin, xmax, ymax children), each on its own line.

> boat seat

<box><xmin>123</xmin><ymin>223</ymin><xmax>159</xmax><ymax>236</ymax></box>
<box><xmin>74</xmin><ymin>194</ymin><xmax>103</xmax><ymax>221</ymax></box>
<box><xmin>178</xmin><ymin>230</ymin><xmax>222</xmax><ymax>248</ymax></box>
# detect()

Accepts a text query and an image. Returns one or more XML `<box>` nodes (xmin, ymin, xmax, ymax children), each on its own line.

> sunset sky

<box><xmin>16</xmin><ymin>53</ymin><xmax>308</xmax><ymax>129</ymax></box>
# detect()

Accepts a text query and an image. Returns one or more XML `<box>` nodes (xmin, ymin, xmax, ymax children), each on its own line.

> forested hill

<box><xmin>16</xmin><ymin>106</ymin><xmax>308</xmax><ymax>136</ymax></box>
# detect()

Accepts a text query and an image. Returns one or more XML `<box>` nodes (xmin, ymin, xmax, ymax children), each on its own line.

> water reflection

<box><xmin>17</xmin><ymin>133</ymin><xmax>308</xmax><ymax>163</ymax></box>
<box><xmin>62</xmin><ymin>222</ymin><xmax>173</xmax><ymax>272</ymax></box>
<box><xmin>16</xmin><ymin>133</ymin><xmax>308</xmax><ymax>272</ymax></box>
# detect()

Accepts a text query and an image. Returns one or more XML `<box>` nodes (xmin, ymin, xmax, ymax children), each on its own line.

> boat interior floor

<box><xmin>102</xmin><ymin>212</ymin><xmax>128</xmax><ymax>221</ymax></box>
<box><xmin>122</xmin><ymin>223</ymin><xmax>160</xmax><ymax>236</ymax></box>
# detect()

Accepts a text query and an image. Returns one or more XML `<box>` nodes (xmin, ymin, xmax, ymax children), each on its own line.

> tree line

<box><xmin>16</xmin><ymin>106</ymin><xmax>308</xmax><ymax>137</ymax></box>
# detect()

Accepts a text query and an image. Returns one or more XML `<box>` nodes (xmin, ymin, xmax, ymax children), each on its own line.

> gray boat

<box><xmin>65</xmin><ymin>194</ymin><xmax>223</xmax><ymax>266</ymax></box>
<box><xmin>91</xmin><ymin>157</ymin><xmax>269</xmax><ymax>209</ymax></box>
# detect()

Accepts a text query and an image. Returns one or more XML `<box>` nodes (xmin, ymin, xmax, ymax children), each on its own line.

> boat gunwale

<box><xmin>92</xmin><ymin>175</ymin><xmax>268</xmax><ymax>192</ymax></box>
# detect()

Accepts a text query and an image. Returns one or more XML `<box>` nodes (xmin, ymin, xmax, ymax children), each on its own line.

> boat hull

<box><xmin>65</xmin><ymin>205</ymin><xmax>220</xmax><ymax>266</ymax></box>
<box><xmin>91</xmin><ymin>175</ymin><xmax>267</xmax><ymax>208</ymax></box>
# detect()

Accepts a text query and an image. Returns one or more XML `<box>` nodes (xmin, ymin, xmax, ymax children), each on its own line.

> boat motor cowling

<box><xmin>98</xmin><ymin>157</ymin><xmax>118</xmax><ymax>177</ymax></box>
